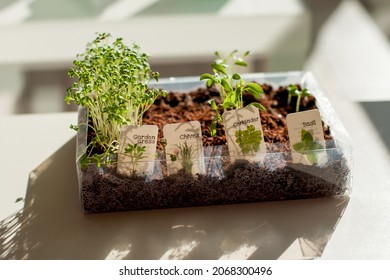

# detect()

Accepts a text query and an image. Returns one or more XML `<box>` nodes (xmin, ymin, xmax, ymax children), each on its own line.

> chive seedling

<box><xmin>200</xmin><ymin>50</ymin><xmax>265</xmax><ymax>136</ymax></box>
<box><xmin>170</xmin><ymin>141</ymin><xmax>197</xmax><ymax>175</ymax></box>
<box><xmin>65</xmin><ymin>32</ymin><xmax>166</xmax><ymax>166</ymax></box>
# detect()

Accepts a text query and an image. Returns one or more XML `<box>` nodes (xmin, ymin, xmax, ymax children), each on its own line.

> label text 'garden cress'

<box><xmin>133</xmin><ymin>134</ymin><xmax>156</xmax><ymax>144</ymax></box>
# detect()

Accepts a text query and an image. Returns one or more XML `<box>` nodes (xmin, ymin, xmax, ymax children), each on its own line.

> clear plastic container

<box><xmin>76</xmin><ymin>72</ymin><xmax>353</xmax><ymax>213</ymax></box>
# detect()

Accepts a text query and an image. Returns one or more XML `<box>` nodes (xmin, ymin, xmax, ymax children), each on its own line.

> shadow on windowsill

<box><xmin>0</xmin><ymin>136</ymin><xmax>349</xmax><ymax>260</ymax></box>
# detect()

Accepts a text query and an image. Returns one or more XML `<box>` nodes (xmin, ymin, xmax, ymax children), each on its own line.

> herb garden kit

<box><xmin>67</xmin><ymin>34</ymin><xmax>353</xmax><ymax>214</ymax></box>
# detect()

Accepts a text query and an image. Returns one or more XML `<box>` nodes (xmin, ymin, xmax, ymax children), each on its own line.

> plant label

<box><xmin>222</xmin><ymin>105</ymin><xmax>266</xmax><ymax>161</ymax></box>
<box><xmin>286</xmin><ymin>109</ymin><xmax>327</xmax><ymax>165</ymax></box>
<box><xmin>117</xmin><ymin>125</ymin><xmax>159</xmax><ymax>176</ymax></box>
<box><xmin>163</xmin><ymin>121</ymin><xmax>205</xmax><ymax>176</ymax></box>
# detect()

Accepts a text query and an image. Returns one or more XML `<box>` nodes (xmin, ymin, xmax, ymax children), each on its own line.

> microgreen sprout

<box><xmin>287</xmin><ymin>85</ymin><xmax>311</xmax><ymax>112</ymax></box>
<box><xmin>65</xmin><ymin>32</ymin><xmax>166</xmax><ymax>166</ymax></box>
<box><xmin>124</xmin><ymin>143</ymin><xmax>147</xmax><ymax>174</ymax></box>
<box><xmin>169</xmin><ymin>141</ymin><xmax>197</xmax><ymax>175</ymax></box>
<box><xmin>235</xmin><ymin>124</ymin><xmax>262</xmax><ymax>155</ymax></box>
<box><xmin>292</xmin><ymin>129</ymin><xmax>324</xmax><ymax>165</ymax></box>
<box><xmin>200</xmin><ymin>50</ymin><xmax>265</xmax><ymax>136</ymax></box>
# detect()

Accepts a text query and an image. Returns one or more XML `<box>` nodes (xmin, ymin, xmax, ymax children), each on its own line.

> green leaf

<box><xmin>248</xmin><ymin>102</ymin><xmax>266</xmax><ymax>111</ymax></box>
<box><xmin>228</xmin><ymin>49</ymin><xmax>238</xmax><ymax>57</ymax></box>
<box><xmin>206</xmin><ymin>79</ymin><xmax>214</xmax><ymax>87</ymax></box>
<box><xmin>287</xmin><ymin>85</ymin><xmax>297</xmax><ymax>91</ymax></box>
<box><xmin>248</xmin><ymin>82</ymin><xmax>263</xmax><ymax>92</ymax></box>
<box><xmin>306</xmin><ymin>152</ymin><xmax>318</xmax><ymax>165</ymax></box>
<box><xmin>287</xmin><ymin>85</ymin><xmax>298</xmax><ymax>96</ymax></box>
<box><xmin>293</xmin><ymin>129</ymin><xmax>324</xmax><ymax>164</ymax></box>
<box><xmin>301</xmin><ymin>129</ymin><xmax>313</xmax><ymax>142</ymax></box>
<box><xmin>70</xmin><ymin>124</ymin><xmax>79</xmax><ymax>131</ymax></box>
<box><xmin>211</xmin><ymin>62</ymin><xmax>227</xmax><ymax>75</ymax></box>
<box><xmin>245</xmin><ymin>82</ymin><xmax>263</xmax><ymax>98</ymax></box>
<box><xmin>293</xmin><ymin>142</ymin><xmax>306</xmax><ymax>152</ymax></box>
<box><xmin>208</xmin><ymin>99</ymin><xmax>218</xmax><ymax>110</ymax></box>
<box><xmin>231</xmin><ymin>91</ymin><xmax>238</xmax><ymax>104</ymax></box>
<box><xmin>68</xmin><ymin>68</ymin><xmax>76</xmax><ymax>78</ymax></box>
<box><xmin>301</xmin><ymin>88</ymin><xmax>311</xmax><ymax>97</ymax></box>
<box><xmin>200</xmin><ymin>73</ymin><xmax>214</xmax><ymax>81</ymax></box>
<box><xmin>221</xmin><ymin>79</ymin><xmax>232</xmax><ymax>93</ymax></box>
<box><xmin>152</xmin><ymin>71</ymin><xmax>160</xmax><ymax>82</ymax></box>
<box><xmin>232</xmin><ymin>73</ymin><xmax>241</xmax><ymax>80</ymax></box>
<box><xmin>235</xmin><ymin>85</ymin><xmax>242</xmax><ymax>97</ymax></box>
<box><xmin>234</xmin><ymin>60</ymin><xmax>247</xmax><ymax>67</ymax></box>
<box><xmin>210</xmin><ymin>121</ymin><xmax>217</xmax><ymax>137</ymax></box>
<box><xmin>308</xmin><ymin>141</ymin><xmax>324</xmax><ymax>150</ymax></box>
<box><xmin>80</xmin><ymin>154</ymin><xmax>90</xmax><ymax>171</ymax></box>
<box><xmin>235</xmin><ymin>124</ymin><xmax>262</xmax><ymax>155</ymax></box>
<box><xmin>222</xmin><ymin>101</ymin><xmax>236</xmax><ymax>109</ymax></box>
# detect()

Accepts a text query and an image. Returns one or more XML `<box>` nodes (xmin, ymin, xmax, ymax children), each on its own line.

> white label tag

<box><xmin>222</xmin><ymin>105</ymin><xmax>266</xmax><ymax>160</ymax></box>
<box><xmin>117</xmin><ymin>125</ymin><xmax>158</xmax><ymax>176</ymax></box>
<box><xmin>286</xmin><ymin>109</ymin><xmax>326</xmax><ymax>165</ymax></box>
<box><xmin>163</xmin><ymin>121</ymin><xmax>204</xmax><ymax>175</ymax></box>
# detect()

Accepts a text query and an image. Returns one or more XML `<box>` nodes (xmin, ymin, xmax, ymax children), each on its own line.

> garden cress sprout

<box><xmin>65</xmin><ymin>32</ymin><xmax>166</xmax><ymax>166</ymax></box>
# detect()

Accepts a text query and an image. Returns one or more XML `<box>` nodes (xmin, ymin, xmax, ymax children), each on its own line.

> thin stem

<box><xmin>296</xmin><ymin>94</ymin><xmax>301</xmax><ymax>112</ymax></box>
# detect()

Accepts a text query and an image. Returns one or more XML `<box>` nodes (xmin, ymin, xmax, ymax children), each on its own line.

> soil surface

<box><xmin>142</xmin><ymin>84</ymin><xmax>332</xmax><ymax>150</ymax></box>
<box><xmin>81</xmin><ymin>84</ymin><xmax>350</xmax><ymax>213</ymax></box>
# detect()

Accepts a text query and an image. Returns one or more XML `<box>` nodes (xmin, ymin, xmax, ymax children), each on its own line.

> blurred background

<box><xmin>0</xmin><ymin>0</ymin><xmax>389</xmax><ymax>117</ymax></box>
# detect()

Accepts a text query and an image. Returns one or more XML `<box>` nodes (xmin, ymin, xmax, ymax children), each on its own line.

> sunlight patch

<box><xmin>105</xmin><ymin>245</ymin><xmax>132</xmax><ymax>260</ymax></box>
<box><xmin>160</xmin><ymin>240</ymin><xmax>199</xmax><ymax>260</ymax></box>
<box><xmin>219</xmin><ymin>243</ymin><xmax>257</xmax><ymax>260</ymax></box>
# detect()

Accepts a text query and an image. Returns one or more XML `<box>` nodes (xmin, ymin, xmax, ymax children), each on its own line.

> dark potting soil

<box><xmin>81</xmin><ymin>84</ymin><xmax>350</xmax><ymax>213</ymax></box>
<box><xmin>142</xmin><ymin>84</ymin><xmax>333</xmax><ymax>149</ymax></box>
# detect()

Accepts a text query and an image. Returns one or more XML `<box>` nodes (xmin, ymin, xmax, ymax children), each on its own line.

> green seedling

<box><xmin>124</xmin><ymin>143</ymin><xmax>147</xmax><ymax>174</ymax></box>
<box><xmin>200</xmin><ymin>50</ymin><xmax>265</xmax><ymax>136</ymax></box>
<box><xmin>65</xmin><ymin>32</ymin><xmax>166</xmax><ymax>166</ymax></box>
<box><xmin>292</xmin><ymin>129</ymin><xmax>324</xmax><ymax>165</ymax></box>
<box><xmin>170</xmin><ymin>141</ymin><xmax>197</xmax><ymax>175</ymax></box>
<box><xmin>235</xmin><ymin>125</ymin><xmax>262</xmax><ymax>155</ymax></box>
<box><xmin>287</xmin><ymin>85</ymin><xmax>311</xmax><ymax>112</ymax></box>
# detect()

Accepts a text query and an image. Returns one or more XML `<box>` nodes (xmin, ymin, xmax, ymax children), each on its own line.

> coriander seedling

<box><xmin>200</xmin><ymin>50</ymin><xmax>265</xmax><ymax>136</ymax></box>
